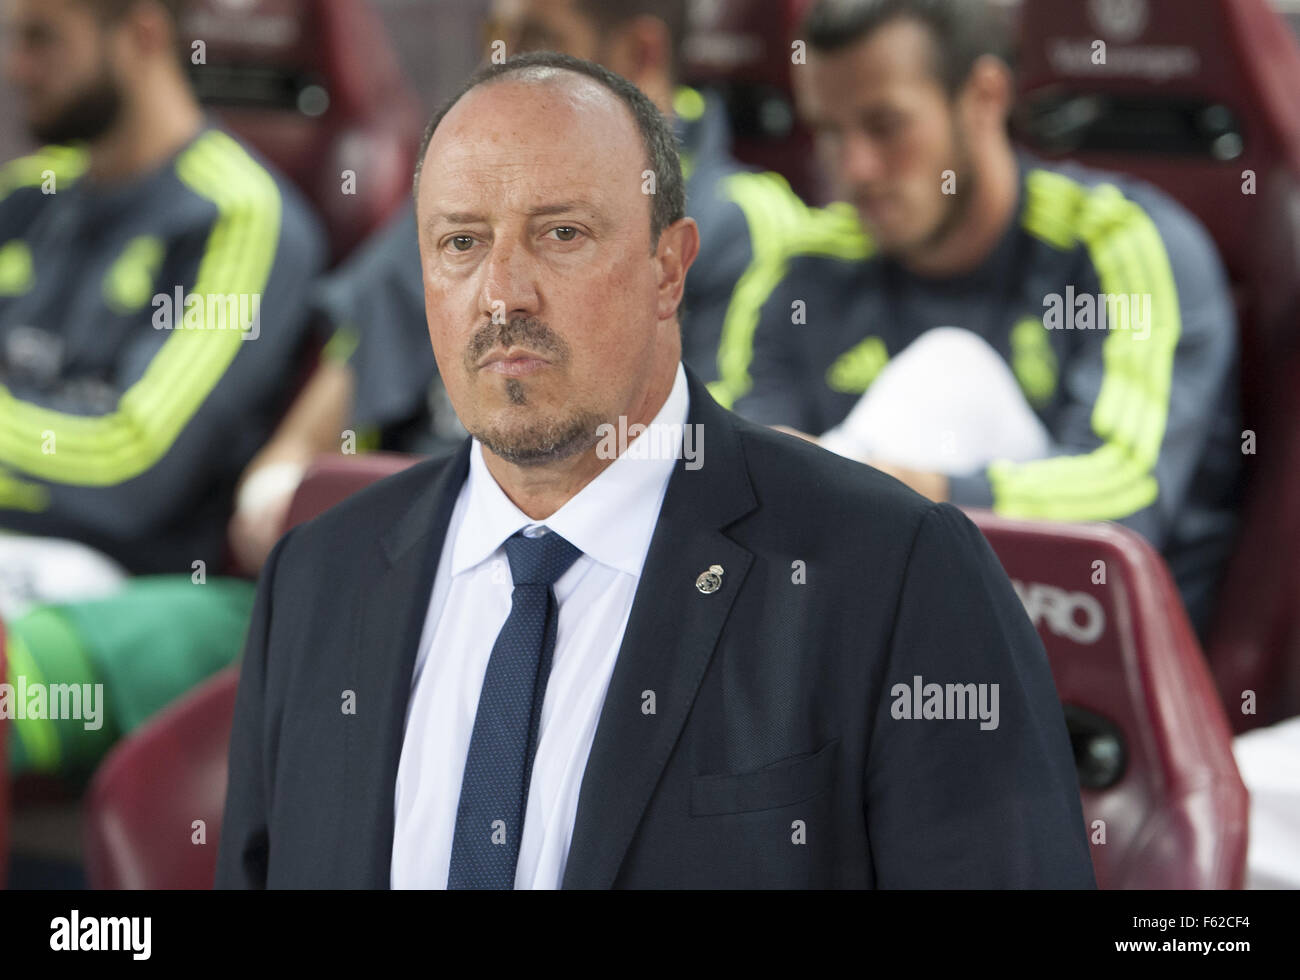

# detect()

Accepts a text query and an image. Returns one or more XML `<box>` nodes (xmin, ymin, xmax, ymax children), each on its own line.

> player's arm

<box><xmin>708</xmin><ymin>171</ymin><xmax>814</xmax><ymax>416</ymax></box>
<box><xmin>227</xmin><ymin>354</ymin><xmax>354</xmax><ymax>574</ymax></box>
<box><xmin>0</xmin><ymin>132</ymin><xmax>324</xmax><ymax>552</ymax></box>
<box><xmin>726</xmin><ymin>269</ymin><xmax>820</xmax><ymax>429</ymax></box>
<box><xmin>723</xmin><ymin>194</ymin><xmax>870</xmax><ymax>431</ymax></box>
<box><xmin>947</xmin><ymin>183</ymin><xmax>1238</xmax><ymax>551</ymax></box>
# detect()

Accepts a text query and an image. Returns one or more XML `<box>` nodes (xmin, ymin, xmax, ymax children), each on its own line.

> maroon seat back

<box><xmin>1206</xmin><ymin>346</ymin><xmax>1300</xmax><ymax>731</ymax></box>
<box><xmin>80</xmin><ymin>454</ymin><xmax>424</xmax><ymax>889</ymax></box>
<box><xmin>965</xmin><ymin>509</ymin><xmax>1248</xmax><ymax>889</ymax></box>
<box><xmin>82</xmin><ymin>667</ymin><xmax>239</xmax><ymax>889</ymax></box>
<box><xmin>283</xmin><ymin>452</ymin><xmax>424</xmax><ymax>532</ymax></box>
<box><xmin>682</xmin><ymin>0</ymin><xmax>827</xmax><ymax>202</ymax></box>
<box><xmin>184</xmin><ymin>0</ymin><xmax>423</xmax><ymax>262</ymax></box>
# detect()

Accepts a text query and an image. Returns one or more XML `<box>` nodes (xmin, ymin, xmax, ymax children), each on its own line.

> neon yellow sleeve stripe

<box><xmin>0</xmin><ymin>130</ymin><xmax>282</xmax><ymax>485</ymax></box>
<box><xmin>993</xmin><ymin>185</ymin><xmax>1175</xmax><ymax>514</ymax></box>
<box><xmin>4</xmin><ymin>629</ymin><xmax>60</xmax><ymax>770</ymax></box>
<box><xmin>0</xmin><ymin>145</ymin><xmax>88</xmax><ymax>203</ymax></box>
<box><xmin>711</xmin><ymin>172</ymin><xmax>804</xmax><ymax>408</ymax></box>
<box><xmin>672</xmin><ymin>86</ymin><xmax>707</xmax><ymax>122</ymax></box>
<box><xmin>989</xmin><ymin>171</ymin><xmax>1181</xmax><ymax>521</ymax></box>
<box><xmin>322</xmin><ymin>323</ymin><xmax>360</xmax><ymax>364</ymax></box>
<box><xmin>709</xmin><ymin>253</ymin><xmax>792</xmax><ymax>409</ymax></box>
<box><xmin>711</xmin><ymin>179</ymin><xmax>871</xmax><ymax>409</ymax></box>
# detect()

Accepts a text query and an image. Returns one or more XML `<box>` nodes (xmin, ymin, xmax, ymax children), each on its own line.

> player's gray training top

<box><xmin>732</xmin><ymin>153</ymin><xmax>1241</xmax><ymax>638</ymax></box>
<box><xmin>0</xmin><ymin>126</ymin><xmax>326</xmax><ymax>573</ymax></box>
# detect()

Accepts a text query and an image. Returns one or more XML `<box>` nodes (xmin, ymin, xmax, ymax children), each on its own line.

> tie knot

<box><xmin>504</xmin><ymin>529</ymin><xmax>582</xmax><ymax>587</ymax></box>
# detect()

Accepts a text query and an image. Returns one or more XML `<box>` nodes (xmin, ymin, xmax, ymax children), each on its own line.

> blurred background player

<box><xmin>227</xmin><ymin>0</ymin><xmax>815</xmax><ymax>572</ymax></box>
<box><xmin>0</xmin><ymin>0</ymin><xmax>324</xmax><ymax>775</ymax></box>
<box><xmin>733</xmin><ymin>0</ymin><xmax>1241</xmax><ymax>640</ymax></box>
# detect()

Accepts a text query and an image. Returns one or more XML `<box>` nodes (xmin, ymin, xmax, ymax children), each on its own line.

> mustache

<box><xmin>465</xmin><ymin>315</ymin><xmax>569</xmax><ymax>366</ymax></box>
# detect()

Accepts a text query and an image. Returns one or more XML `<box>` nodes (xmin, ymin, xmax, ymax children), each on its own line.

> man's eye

<box><xmin>868</xmin><ymin>116</ymin><xmax>902</xmax><ymax>139</ymax></box>
<box><xmin>449</xmin><ymin>236</ymin><xmax>475</xmax><ymax>252</ymax></box>
<box><xmin>549</xmin><ymin>227</ymin><xmax>579</xmax><ymax>242</ymax></box>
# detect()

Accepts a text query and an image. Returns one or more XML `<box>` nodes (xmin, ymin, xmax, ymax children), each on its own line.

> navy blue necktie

<box><xmin>447</xmin><ymin>528</ymin><xmax>583</xmax><ymax>889</ymax></box>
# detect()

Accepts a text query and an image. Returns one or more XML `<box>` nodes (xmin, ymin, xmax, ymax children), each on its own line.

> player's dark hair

<box><xmin>575</xmin><ymin>0</ymin><xmax>688</xmax><ymax>83</ymax></box>
<box><xmin>413</xmin><ymin>52</ymin><xmax>686</xmax><ymax>247</ymax></box>
<box><xmin>801</xmin><ymin>0</ymin><xmax>1012</xmax><ymax>97</ymax></box>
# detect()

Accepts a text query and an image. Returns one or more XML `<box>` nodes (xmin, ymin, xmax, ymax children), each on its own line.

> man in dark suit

<box><xmin>216</xmin><ymin>52</ymin><xmax>1095</xmax><ymax>889</ymax></box>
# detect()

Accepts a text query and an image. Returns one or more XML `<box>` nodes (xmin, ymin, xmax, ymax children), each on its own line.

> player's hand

<box><xmin>228</xmin><ymin>460</ymin><xmax>307</xmax><ymax>574</ymax></box>
<box><xmin>228</xmin><ymin>491</ymin><xmax>295</xmax><ymax>575</ymax></box>
<box><xmin>772</xmin><ymin>425</ymin><xmax>821</xmax><ymax>445</ymax></box>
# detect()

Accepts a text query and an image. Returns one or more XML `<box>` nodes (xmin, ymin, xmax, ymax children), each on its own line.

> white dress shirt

<box><xmin>391</xmin><ymin>363</ymin><xmax>689</xmax><ymax>888</ymax></box>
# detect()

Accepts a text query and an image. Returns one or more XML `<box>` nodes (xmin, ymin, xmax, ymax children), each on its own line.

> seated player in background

<box><xmin>733</xmin><ymin>0</ymin><xmax>1241</xmax><ymax>640</ymax></box>
<box><xmin>0</xmin><ymin>0</ymin><xmax>325</xmax><ymax>776</ymax></box>
<box><xmin>228</xmin><ymin>0</ymin><xmax>815</xmax><ymax>572</ymax></box>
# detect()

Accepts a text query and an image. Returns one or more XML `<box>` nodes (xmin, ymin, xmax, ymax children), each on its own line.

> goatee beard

<box><xmin>474</xmin><ymin>410</ymin><xmax>604</xmax><ymax>467</ymax></box>
<box><xmin>29</xmin><ymin>75</ymin><xmax>124</xmax><ymax>146</ymax></box>
<box><xmin>465</xmin><ymin>314</ymin><xmax>602</xmax><ymax>465</ymax></box>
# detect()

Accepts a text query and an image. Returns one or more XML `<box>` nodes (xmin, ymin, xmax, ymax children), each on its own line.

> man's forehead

<box><xmin>421</xmin><ymin>74</ymin><xmax>645</xmax><ymax>198</ymax></box>
<box><xmin>437</xmin><ymin>72</ymin><xmax>634</xmax><ymax>140</ymax></box>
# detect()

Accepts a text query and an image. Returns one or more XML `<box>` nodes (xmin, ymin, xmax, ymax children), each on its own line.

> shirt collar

<box><xmin>452</xmin><ymin>362</ymin><xmax>690</xmax><ymax>579</ymax></box>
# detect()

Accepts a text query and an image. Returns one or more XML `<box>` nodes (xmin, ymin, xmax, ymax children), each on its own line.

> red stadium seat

<box><xmin>183</xmin><ymin>0</ymin><xmax>424</xmax><ymax>262</ymax></box>
<box><xmin>965</xmin><ymin>509</ymin><xmax>1249</xmax><ymax>889</ymax></box>
<box><xmin>1206</xmin><ymin>346</ymin><xmax>1300</xmax><ymax>731</ymax></box>
<box><xmin>1014</xmin><ymin>0</ymin><xmax>1300</xmax><ymax>730</ymax></box>
<box><xmin>1</xmin><ymin>620</ymin><xmax>8</xmax><ymax>888</ymax></box>
<box><xmin>82</xmin><ymin>667</ymin><xmax>239</xmax><ymax>889</ymax></box>
<box><xmin>681</xmin><ymin>0</ymin><xmax>827</xmax><ymax>202</ymax></box>
<box><xmin>283</xmin><ymin>452</ymin><xmax>424</xmax><ymax>533</ymax></box>
<box><xmin>81</xmin><ymin>455</ymin><xmax>423</xmax><ymax>889</ymax></box>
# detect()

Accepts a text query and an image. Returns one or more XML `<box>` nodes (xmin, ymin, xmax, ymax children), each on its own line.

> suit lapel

<box><xmin>562</xmin><ymin>370</ymin><xmax>758</xmax><ymax>888</ymax></box>
<box><xmin>347</xmin><ymin>441</ymin><xmax>472</xmax><ymax>887</ymax></box>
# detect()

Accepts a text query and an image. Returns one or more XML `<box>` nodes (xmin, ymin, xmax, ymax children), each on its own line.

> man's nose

<box><xmin>839</xmin><ymin>131</ymin><xmax>884</xmax><ymax>187</ymax></box>
<box><xmin>478</xmin><ymin>236</ymin><xmax>540</xmax><ymax>324</ymax></box>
